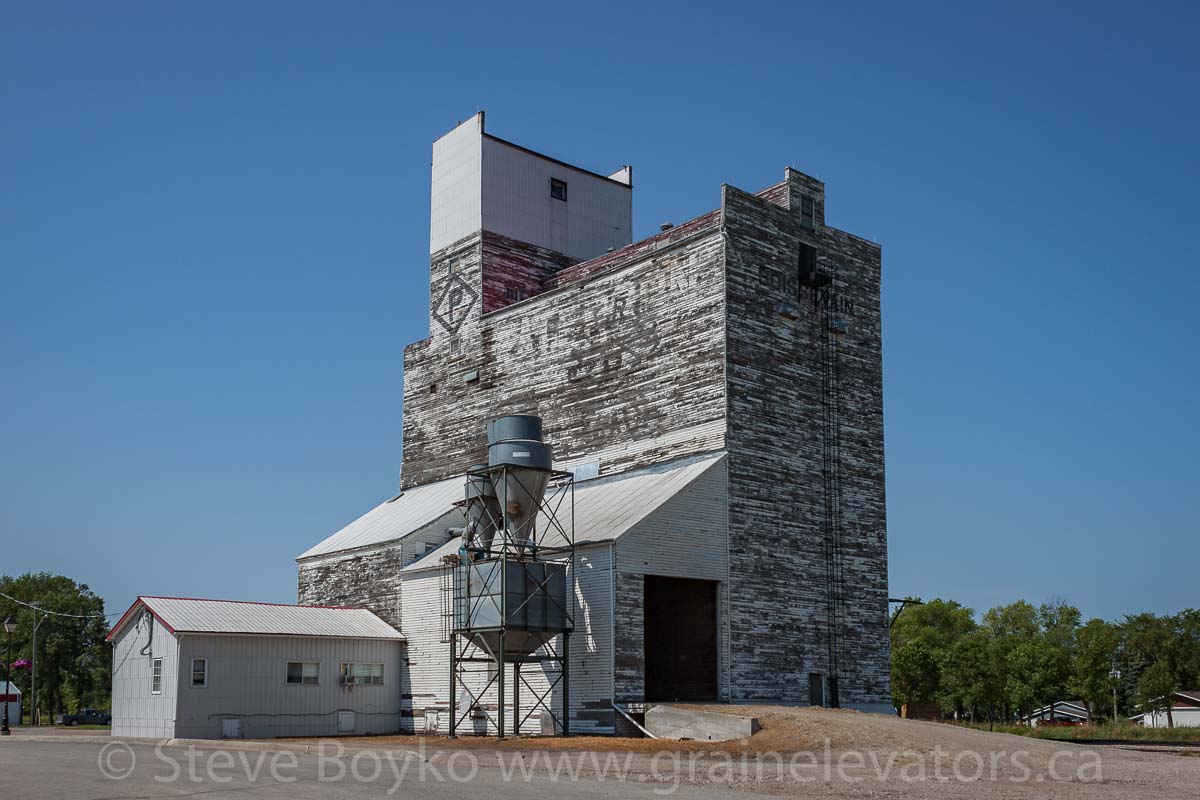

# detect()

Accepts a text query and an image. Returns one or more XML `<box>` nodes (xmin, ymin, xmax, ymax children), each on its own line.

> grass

<box><xmin>955</xmin><ymin>721</ymin><xmax>1200</xmax><ymax>742</ymax></box>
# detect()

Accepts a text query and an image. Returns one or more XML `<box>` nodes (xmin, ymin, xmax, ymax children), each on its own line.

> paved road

<box><xmin>0</xmin><ymin>739</ymin><xmax>765</xmax><ymax>799</ymax></box>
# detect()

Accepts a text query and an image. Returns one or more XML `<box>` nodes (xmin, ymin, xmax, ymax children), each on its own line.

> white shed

<box><xmin>1131</xmin><ymin>691</ymin><xmax>1200</xmax><ymax>729</ymax></box>
<box><xmin>108</xmin><ymin>597</ymin><xmax>405</xmax><ymax>739</ymax></box>
<box><xmin>2</xmin><ymin>681</ymin><xmax>21</xmax><ymax>727</ymax></box>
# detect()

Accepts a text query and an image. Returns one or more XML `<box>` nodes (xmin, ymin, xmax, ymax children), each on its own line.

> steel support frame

<box><xmin>448</xmin><ymin>465</ymin><xmax>575</xmax><ymax>739</ymax></box>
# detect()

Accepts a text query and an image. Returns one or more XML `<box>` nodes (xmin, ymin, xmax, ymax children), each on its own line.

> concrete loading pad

<box><xmin>644</xmin><ymin>705</ymin><xmax>761</xmax><ymax>742</ymax></box>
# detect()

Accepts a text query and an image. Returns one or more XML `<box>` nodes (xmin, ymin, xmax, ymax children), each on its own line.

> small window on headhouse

<box><xmin>800</xmin><ymin>195</ymin><xmax>816</xmax><ymax>228</ymax></box>
<box><xmin>429</xmin><ymin>383</ymin><xmax>437</xmax><ymax>395</ymax></box>
<box><xmin>505</xmin><ymin>287</ymin><xmax>522</xmax><ymax>302</ymax></box>
<box><xmin>449</xmin><ymin>337</ymin><xmax>461</xmax><ymax>355</ymax></box>
<box><xmin>550</xmin><ymin>179</ymin><xmax>568</xmax><ymax>202</ymax></box>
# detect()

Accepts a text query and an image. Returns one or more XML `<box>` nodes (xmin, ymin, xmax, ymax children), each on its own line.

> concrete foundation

<box><xmin>644</xmin><ymin>706</ymin><xmax>760</xmax><ymax>742</ymax></box>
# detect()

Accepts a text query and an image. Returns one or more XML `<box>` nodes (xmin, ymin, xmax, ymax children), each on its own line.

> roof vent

<box><xmin>660</xmin><ymin>221</ymin><xmax>674</xmax><ymax>231</ymax></box>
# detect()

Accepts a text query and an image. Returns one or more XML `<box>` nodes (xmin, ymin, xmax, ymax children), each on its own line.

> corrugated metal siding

<box><xmin>138</xmin><ymin>598</ymin><xmax>403</xmax><ymax>640</ymax></box>
<box><xmin>111</xmin><ymin>612</ymin><xmax>179</xmax><ymax>738</ymax></box>
<box><xmin>174</xmin><ymin>635</ymin><xmax>405</xmax><ymax>739</ymax></box>
<box><xmin>399</xmin><ymin>543</ymin><xmax>616</xmax><ymax>736</ymax></box>
<box><xmin>430</xmin><ymin>114</ymin><xmax>483</xmax><ymax>254</ymax></box>
<box><xmin>482</xmin><ymin>136</ymin><xmax>631</xmax><ymax>263</ymax></box>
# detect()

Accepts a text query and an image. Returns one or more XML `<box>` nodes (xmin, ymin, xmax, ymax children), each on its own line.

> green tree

<box><xmin>1039</xmin><ymin>599</ymin><xmax>1080</xmax><ymax>692</ymax></box>
<box><xmin>0</xmin><ymin>572</ymin><xmax>111</xmax><ymax>720</ymax></box>
<box><xmin>892</xmin><ymin>640</ymin><xmax>941</xmax><ymax>710</ymax></box>
<box><xmin>1172</xmin><ymin>609</ymin><xmax>1200</xmax><ymax>690</ymax></box>
<box><xmin>980</xmin><ymin>601</ymin><xmax>1039</xmax><ymax>719</ymax></box>
<box><xmin>890</xmin><ymin>598</ymin><xmax>977</xmax><ymax>714</ymax></box>
<box><xmin>1005</xmin><ymin>635</ymin><xmax>1062</xmax><ymax>718</ymax></box>
<box><xmin>1137</xmin><ymin>660</ymin><xmax>1177</xmax><ymax>728</ymax></box>
<box><xmin>1070</xmin><ymin>618</ymin><xmax>1120</xmax><ymax>721</ymax></box>
<box><xmin>940</xmin><ymin>629</ymin><xmax>1002</xmax><ymax>723</ymax></box>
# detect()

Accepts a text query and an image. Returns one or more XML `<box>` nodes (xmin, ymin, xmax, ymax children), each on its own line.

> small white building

<box><xmin>108</xmin><ymin>596</ymin><xmax>405</xmax><ymax>739</ymax></box>
<box><xmin>1131</xmin><ymin>691</ymin><xmax>1200</xmax><ymax>728</ymax></box>
<box><xmin>2</xmin><ymin>681</ymin><xmax>21</xmax><ymax>727</ymax></box>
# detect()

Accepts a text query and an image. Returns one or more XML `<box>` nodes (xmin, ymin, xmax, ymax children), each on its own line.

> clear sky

<box><xmin>3</xmin><ymin>2</ymin><xmax>1197</xmax><ymax>624</ymax></box>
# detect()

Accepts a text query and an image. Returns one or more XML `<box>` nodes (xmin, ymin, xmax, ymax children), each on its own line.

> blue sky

<box><xmin>2</xmin><ymin>2</ymin><xmax>1197</xmax><ymax>624</ymax></box>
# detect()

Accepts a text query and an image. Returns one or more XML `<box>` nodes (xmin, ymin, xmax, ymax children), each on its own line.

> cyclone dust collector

<box><xmin>447</xmin><ymin>415</ymin><xmax>575</xmax><ymax>738</ymax></box>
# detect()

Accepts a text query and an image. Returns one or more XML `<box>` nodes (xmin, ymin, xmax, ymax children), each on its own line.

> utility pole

<box><xmin>31</xmin><ymin>613</ymin><xmax>48</xmax><ymax>727</ymax></box>
<box><xmin>1109</xmin><ymin>667</ymin><xmax>1121</xmax><ymax>724</ymax></box>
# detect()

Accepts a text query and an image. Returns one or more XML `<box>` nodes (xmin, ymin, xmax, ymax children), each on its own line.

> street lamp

<box><xmin>2</xmin><ymin>614</ymin><xmax>15</xmax><ymax>735</ymax></box>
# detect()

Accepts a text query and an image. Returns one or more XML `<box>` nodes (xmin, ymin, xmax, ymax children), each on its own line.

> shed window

<box><xmin>550</xmin><ymin>178</ymin><xmax>568</xmax><ymax>202</ymax></box>
<box><xmin>505</xmin><ymin>287</ymin><xmax>522</xmax><ymax>302</ymax></box>
<box><xmin>286</xmin><ymin>661</ymin><xmax>320</xmax><ymax>686</ymax></box>
<box><xmin>151</xmin><ymin>658</ymin><xmax>163</xmax><ymax>694</ymax></box>
<box><xmin>191</xmin><ymin>658</ymin><xmax>208</xmax><ymax>688</ymax></box>
<box><xmin>341</xmin><ymin>662</ymin><xmax>384</xmax><ymax>686</ymax></box>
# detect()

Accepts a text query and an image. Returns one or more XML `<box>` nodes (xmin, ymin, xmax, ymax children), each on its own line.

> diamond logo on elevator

<box><xmin>432</xmin><ymin>273</ymin><xmax>478</xmax><ymax>335</ymax></box>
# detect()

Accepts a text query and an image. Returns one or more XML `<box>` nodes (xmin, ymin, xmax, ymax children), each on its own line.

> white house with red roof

<box><xmin>107</xmin><ymin>596</ymin><xmax>404</xmax><ymax>739</ymax></box>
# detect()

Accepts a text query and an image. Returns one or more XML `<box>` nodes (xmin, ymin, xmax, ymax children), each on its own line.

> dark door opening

<box><xmin>644</xmin><ymin>575</ymin><xmax>718</xmax><ymax>701</ymax></box>
<box><xmin>809</xmin><ymin>673</ymin><xmax>825</xmax><ymax>707</ymax></box>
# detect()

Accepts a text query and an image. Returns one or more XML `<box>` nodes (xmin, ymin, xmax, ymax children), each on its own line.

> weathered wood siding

<box><xmin>402</xmin><ymin>219</ymin><xmax>729</xmax><ymax>488</ymax></box>
<box><xmin>297</xmin><ymin>511</ymin><xmax>461</xmax><ymax>629</ymax></box>
<box><xmin>722</xmin><ymin>170</ymin><xmax>890</xmax><ymax>707</ymax></box>
<box><xmin>300</xmin><ymin>164</ymin><xmax>890</xmax><ymax>719</ymax></box>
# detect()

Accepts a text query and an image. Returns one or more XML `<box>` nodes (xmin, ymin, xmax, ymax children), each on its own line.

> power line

<box><xmin>0</xmin><ymin>590</ymin><xmax>120</xmax><ymax>620</ymax></box>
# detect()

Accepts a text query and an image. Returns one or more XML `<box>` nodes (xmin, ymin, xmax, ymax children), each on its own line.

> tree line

<box><xmin>890</xmin><ymin>598</ymin><xmax>1200</xmax><ymax>726</ymax></box>
<box><xmin>0</xmin><ymin>572</ymin><xmax>112</xmax><ymax>720</ymax></box>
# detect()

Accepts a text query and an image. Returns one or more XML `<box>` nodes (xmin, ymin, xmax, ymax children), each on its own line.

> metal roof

<box><xmin>402</xmin><ymin>452</ymin><xmax>726</xmax><ymax>573</ymax></box>
<box><xmin>107</xmin><ymin>597</ymin><xmax>404</xmax><ymax>641</ymax></box>
<box><xmin>296</xmin><ymin>478</ymin><xmax>465</xmax><ymax>560</ymax></box>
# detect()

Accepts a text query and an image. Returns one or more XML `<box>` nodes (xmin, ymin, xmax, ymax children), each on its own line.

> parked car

<box><xmin>59</xmin><ymin>709</ymin><xmax>111</xmax><ymax>726</ymax></box>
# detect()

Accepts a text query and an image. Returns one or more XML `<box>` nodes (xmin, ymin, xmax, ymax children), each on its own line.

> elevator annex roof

<box><xmin>400</xmin><ymin>451</ymin><xmax>726</xmax><ymax>573</ymax></box>
<box><xmin>296</xmin><ymin>477</ymin><xmax>465</xmax><ymax>560</ymax></box>
<box><xmin>297</xmin><ymin>451</ymin><xmax>726</xmax><ymax>564</ymax></box>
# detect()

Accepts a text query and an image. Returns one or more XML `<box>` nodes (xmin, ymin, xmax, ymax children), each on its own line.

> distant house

<box><xmin>1021</xmin><ymin>700</ymin><xmax>1089</xmax><ymax>726</ymax></box>
<box><xmin>108</xmin><ymin>596</ymin><xmax>405</xmax><ymax>739</ymax></box>
<box><xmin>1130</xmin><ymin>691</ymin><xmax>1200</xmax><ymax>728</ymax></box>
